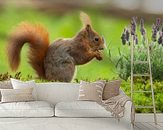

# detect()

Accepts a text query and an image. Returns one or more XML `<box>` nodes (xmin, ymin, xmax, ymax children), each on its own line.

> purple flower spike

<box><xmin>131</xmin><ymin>17</ymin><xmax>137</xmax><ymax>35</ymax></box>
<box><xmin>152</xmin><ymin>24</ymin><xmax>157</xmax><ymax>42</ymax></box>
<box><xmin>121</xmin><ymin>28</ymin><xmax>127</xmax><ymax>45</ymax></box>
<box><xmin>140</xmin><ymin>18</ymin><xmax>146</xmax><ymax>37</ymax></box>
<box><xmin>132</xmin><ymin>34</ymin><xmax>138</xmax><ymax>45</ymax></box>
<box><xmin>155</xmin><ymin>18</ymin><xmax>161</xmax><ymax>31</ymax></box>
<box><xmin>121</xmin><ymin>27</ymin><xmax>130</xmax><ymax>45</ymax></box>
<box><xmin>151</xmin><ymin>18</ymin><xmax>162</xmax><ymax>42</ymax></box>
<box><xmin>158</xmin><ymin>31</ymin><xmax>163</xmax><ymax>45</ymax></box>
<box><xmin>135</xmin><ymin>35</ymin><xmax>138</xmax><ymax>45</ymax></box>
<box><xmin>158</xmin><ymin>36</ymin><xmax>163</xmax><ymax>45</ymax></box>
<box><xmin>126</xmin><ymin>28</ymin><xmax>130</xmax><ymax>41</ymax></box>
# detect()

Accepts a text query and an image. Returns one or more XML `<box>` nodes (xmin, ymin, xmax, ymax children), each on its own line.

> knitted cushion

<box><xmin>103</xmin><ymin>80</ymin><xmax>121</xmax><ymax>100</ymax></box>
<box><xmin>78</xmin><ymin>80</ymin><xmax>106</xmax><ymax>102</ymax></box>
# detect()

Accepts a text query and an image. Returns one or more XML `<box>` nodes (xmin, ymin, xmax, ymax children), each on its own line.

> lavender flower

<box><xmin>135</xmin><ymin>35</ymin><xmax>138</xmax><ymax>44</ymax></box>
<box><xmin>152</xmin><ymin>24</ymin><xmax>157</xmax><ymax>42</ymax></box>
<box><xmin>131</xmin><ymin>17</ymin><xmax>137</xmax><ymax>35</ymax></box>
<box><xmin>140</xmin><ymin>18</ymin><xmax>146</xmax><ymax>37</ymax></box>
<box><xmin>151</xmin><ymin>18</ymin><xmax>162</xmax><ymax>42</ymax></box>
<box><xmin>121</xmin><ymin>28</ymin><xmax>127</xmax><ymax>45</ymax></box>
<box><xmin>158</xmin><ymin>36</ymin><xmax>163</xmax><ymax>45</ymax></box>
<box><xmin>158</xmin><ymin>31</ymin><xmax>163</xmax><ymax>45</ymax></box>
<box><xmin>121</xmin><ymin>17</ymin><xmax>163</xmax><ymax>47</ymax></box>
<box><xmin>126</xmin><ymin>28</ymin><xmax>130</xmax><ymax>41</ymax></box>
<box><xmin>133</xmin><ymin>34</ymin><xmax>138</xmax><ymax>45</ymax></box>
<box><xmin>121</xmin><ymin>27</ymin><xmax>130</xmax><ymax>45</ymax></box>
<box><xmin>155</xmin><ymin>18</ymin><xmax>161</xmax><ymax>31</ymax></box>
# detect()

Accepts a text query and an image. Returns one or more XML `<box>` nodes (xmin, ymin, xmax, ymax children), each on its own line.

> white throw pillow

<box><xmin>0</xmin><ymin>80</ymin><xmax>13</xmax><ymax>101</ymax></box>
<box><xmin>55</xmin><ymin>101</ymin><xmax>112</xmax><ymax>117</ymax></box>
<box><xmin>0</xmin><ymin>101</ymin><xmax>54</xmax><ymax>117</ymax></box>
<box><xmin>10</xmin><ymin>78</ymin><xmax>37</xmax><ymax>100</ymax></box>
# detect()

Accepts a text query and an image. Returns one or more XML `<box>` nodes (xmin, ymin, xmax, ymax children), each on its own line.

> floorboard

<box><xmin>134</xmin><ymin>122</ymin><xmax>163</xmax><ymax>130</ymax></box>
<box><xmin>135</xmin><ymin>122</ymin><xmax>149</xmax><ymax>130</ymax></box>
<box><xmin>133</xmin><ymin>125</ymin><xmax>141</xmax><ymax>130</ymax></box>
<box><xmin>158</xmin><ymin>123</ymin><xmax>163</xmax><ymax>127</ymax></box>
<box><xmin>148</xmin><ymin>122</ymin><xmax>163</xmax><ymax>130</ymax></box>
<box><xmin>144</xmin><ymin>122</ymin><xmax>160</xmax><ymax>130</ymax></box>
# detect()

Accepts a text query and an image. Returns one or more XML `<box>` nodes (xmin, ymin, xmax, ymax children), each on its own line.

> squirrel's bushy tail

<box><xmin>7</xmin><ymin>22</ymin><xmax>49</xmax><ymax>78</ymax></box>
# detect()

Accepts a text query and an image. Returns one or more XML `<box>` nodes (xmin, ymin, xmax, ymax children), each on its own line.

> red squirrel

<box><xmin>7</xmin><ymin>12</ymin><xmax>104</xmax><ymax>82</ymax></box>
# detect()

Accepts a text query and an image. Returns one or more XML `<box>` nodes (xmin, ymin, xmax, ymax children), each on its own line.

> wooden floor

<box><xmin>134</xmin><ymin>114</ymin><xmax>163</xmax><ymax>130</ymax></box>
<box><xmin>134</xmin><ymin>122</ymin><xmax>163</xmax><ymax>130</ymax></box>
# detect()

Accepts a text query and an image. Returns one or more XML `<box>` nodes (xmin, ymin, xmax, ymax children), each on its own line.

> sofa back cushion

<box><xmin>36</xmin><ymin>82</ymin><xmax>79</xmax><ymax>105</ymax></box>
<box><xmin>1</xmin><ymin>88</ymin><xmax>34</xmax><ymax>103</ymax></box>
<box><xmin>36</xmin><ymin>82</ymin><xmax>124</xmax><ymax>105</ymax></box>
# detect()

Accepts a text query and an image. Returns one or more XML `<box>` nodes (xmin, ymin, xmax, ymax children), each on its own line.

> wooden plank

<box><xmin>135</xmin><ymin>122</ymin><xmax>149</xmax><ymax>130</ymax></box>
<box><xmin>134</xmin><ymin>61</ymin><xmax>148</xmax><ymax>64</ymax></box>
<box><xmin>133</xmin><ymin>124</ymin><xmax>141</xmax><ymax>130</ymax></box>
<box><xmin>146</xmin><ymin>39</ymin><xmax>157</xmax><ymax>124</ymax></box>
<box><xmin>130</xmin><ymin>36</ymin><xmax>134</xmax><ymax>101</ymax></box>
<box><xmin>134</xmin><ymin>122</ymin><xmax>163</xmax><ymax>130</ymax></box>
<box><xmin>135</xmin><ymin>114</ymin><xmax>163</xmax><ymax>122</ymax></box>
<box><xmin>133</xmin><ymin>90</ymin><xmax>152</xmax><ymax>93</ymax></box>
<box><xmin>143</xmin><ymin>122</ymin><xmax>160</xmax><ymax>130</ymax></box>
<box><xmin>158</xmin><ymin>123</ymin><xmax>163</xmax><ymax>127</ymax></box>
<box><xmin>135</xmin><ymin>106</ymin><xmax>153</xmax><ymax>109</ymax></box>
<box><xmin>135</xmin><ymin>126</ymin><xmax>141</xmax><ymax>130</ymax></box>
<box><xmin>136</xmin><ymin>48</ymin><xmax>147</xmax><ymax>52</ymax></box>
<box><xmin>133</xmin><ymin>74</ymin><xmax>150</xmax><ymax>77</ymax></box>
<box><xmin>149</xmin><ymin>122</ymin><xmax>163</xmax><ymax>130</ymax></box>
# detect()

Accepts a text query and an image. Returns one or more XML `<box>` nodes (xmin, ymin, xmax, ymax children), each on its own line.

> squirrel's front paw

<box><xmin>95</xmin><ymin>52</ymin><xmax>103</xmax><ymax>61</ymax></box>
<box><xmin>96</xmin><ymin>57</ymin><xmax>102</xmax><ymax>61</ymax></box>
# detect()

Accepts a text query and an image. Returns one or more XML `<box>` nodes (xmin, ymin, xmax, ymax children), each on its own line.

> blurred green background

<box><xmin>0</xmin><ymin>0</ymin><xmax>162</xmax><ymax>79</ymax></box>
<box><xmin>0</xmin><ymin>3</ymin><xmax>128</xmax><ymax>80</ymax></box>
<box><xmin>0</xmin><ymin>0</ymin><xmax>160</xmax><ymax>81</ymax></box>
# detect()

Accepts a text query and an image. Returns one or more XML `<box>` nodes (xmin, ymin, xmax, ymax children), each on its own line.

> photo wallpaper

<box><xmin>0</xmin><ymin>0</ymin><xmax>162</xmax><ymax>113</ymax></box>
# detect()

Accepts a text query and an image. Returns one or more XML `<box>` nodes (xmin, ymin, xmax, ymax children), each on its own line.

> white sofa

<box><xmin>0</xmin><ymin>82</ymin><xmax>133</xmax><ymax>130</ymax></box>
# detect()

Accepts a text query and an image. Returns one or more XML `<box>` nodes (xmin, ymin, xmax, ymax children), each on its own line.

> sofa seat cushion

<box><xmin>55</xmin><ymin>101</ymin><xmax>112</xmax><ymax>117</ymax></box>
<box><xmin>0</xmin><ymin>101</ymin><xmax>54</xmax><ymax>117</ymax></box>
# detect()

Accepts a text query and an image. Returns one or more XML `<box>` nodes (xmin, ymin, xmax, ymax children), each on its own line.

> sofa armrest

<box><xmin>123</xmin><ymin>101</ymin><xmax>132</xmax><ymax>122</ymax></box>
<box><xmin>118</xmin><ymin>100</ymin><xmax>134</xmax><ymax>129</ymax></box>
<box><xmin>122</xmin><ymin>100</ymin><xmax>135</xmax><ymax>128</ymax></box>
<box><xmin>119</xmin><ymin>89</ymin><xmax>134</xmax><ymax>123</ymax></box>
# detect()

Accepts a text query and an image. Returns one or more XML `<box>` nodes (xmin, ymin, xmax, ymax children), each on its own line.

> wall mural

<box><xmin>0</xmin><ymin>1</ymin><xmax>162</xmax><ymax>114</ymax></box>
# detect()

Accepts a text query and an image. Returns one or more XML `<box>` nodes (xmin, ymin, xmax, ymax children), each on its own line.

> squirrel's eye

<box><xmin>94</xmin><ymin>37</ymin><xmax>99</xmax><ymax>42</ymax></box>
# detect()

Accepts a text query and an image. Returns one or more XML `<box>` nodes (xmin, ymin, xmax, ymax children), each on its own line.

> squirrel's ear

<box><xmin>85</xmin><ymin>24</ymin><xmax>92</xmax><ymax>35</ymax></box>
<box><xmin>80</xmin><ymin>12</ymin><xmax>92</xmax><ymax>27</ymax></box>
